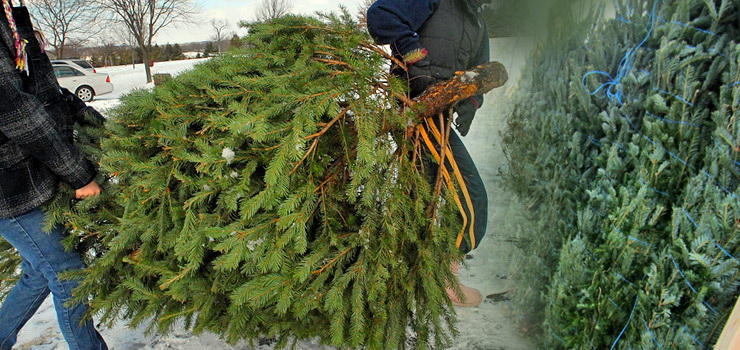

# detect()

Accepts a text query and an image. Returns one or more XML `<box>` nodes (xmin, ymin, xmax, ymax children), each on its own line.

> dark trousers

<box><xmin>418</xmin><ymin>115</ymin><xmax>487</xmax><ymax>253</ymax></box>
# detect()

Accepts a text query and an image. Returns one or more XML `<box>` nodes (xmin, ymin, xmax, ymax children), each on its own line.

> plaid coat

<box><xmin>0</xmin><ymin>6</ymin><xmax>95</xmax><ymax>218</ymax></box>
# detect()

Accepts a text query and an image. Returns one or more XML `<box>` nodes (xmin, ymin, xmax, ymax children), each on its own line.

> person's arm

<box><xmin>0</xmin><ymin>55</ymin><xmax>96</xmax><ymax>191</ymax></box>
<box><xmin>366</xmin><ymin>0</ymin><xmax>439</xmax><ymax>63</ymax></box>
<box><xmin>455</xmin><ymin>24</ymin><xmax>490</xmax><ymax>136</ymax></box>
<box><xmin>470</xmin><ymin>23</ymin><xmax>490</xmax><ymax>108</ymax></box>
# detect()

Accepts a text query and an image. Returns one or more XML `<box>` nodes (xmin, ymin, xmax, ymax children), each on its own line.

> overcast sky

<box><xmin>155</xmin><ymin>0</ymin><xmax>367</xmax><ymax>45</ymax></box>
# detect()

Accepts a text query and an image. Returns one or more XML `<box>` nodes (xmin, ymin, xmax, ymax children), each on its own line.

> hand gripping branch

<box><xmin>412</xmin><ymin>61</ymin><xmax>508</xmax><ymax>120</ymax></box>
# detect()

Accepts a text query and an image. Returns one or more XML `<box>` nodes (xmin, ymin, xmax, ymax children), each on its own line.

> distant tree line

<box><xmin>85</xmin><ymin>44</ymin><xmax>175</xmax><ymax>68</ymax></box>
<box><xmin>85</xmin><ymin>39</ymin><xmax>242</xmax><ymax>67</ymax></box>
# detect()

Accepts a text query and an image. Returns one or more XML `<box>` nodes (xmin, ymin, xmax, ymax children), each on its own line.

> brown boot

<box><xmin>446</xmin><ymin>261</ymin><xmax>482</xmax><ymax>307</ymax></box>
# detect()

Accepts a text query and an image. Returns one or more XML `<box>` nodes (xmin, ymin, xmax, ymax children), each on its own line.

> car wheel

<box><xmin>76</xmin><ymin>86</ymin><xmax>95</xmax><ymax>102</ymax></box>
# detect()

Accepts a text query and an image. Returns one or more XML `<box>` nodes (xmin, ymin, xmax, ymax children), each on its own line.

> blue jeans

<box><xmin>0</xmin><ymin>209</ymin><xmax>107</xmax><ymax>350</ymax></box>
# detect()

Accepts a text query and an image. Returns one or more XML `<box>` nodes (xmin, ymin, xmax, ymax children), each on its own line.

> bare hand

<box><xmin>75</xmin><ymin>180</ymin><xmax>101</xmax><ymax>199</ymax></box>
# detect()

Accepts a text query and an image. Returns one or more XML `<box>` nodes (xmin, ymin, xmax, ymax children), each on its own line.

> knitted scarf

<box><xmin>2</xmin><ymin>0</ymin><xmax>27</xmax><ymax>72</ymax></box>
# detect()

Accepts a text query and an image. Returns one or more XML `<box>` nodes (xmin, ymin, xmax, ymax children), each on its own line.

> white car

<box><xmin>53</xmin><ymin>64</ymin><xmax>113</xmax><ymax>102</ymax></box>
<box><xmin>50</xmin><ymin>59</ymin><xmax>97</xmax><ymax>73</ymax></box>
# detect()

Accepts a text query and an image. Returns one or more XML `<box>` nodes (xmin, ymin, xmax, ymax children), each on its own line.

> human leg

<box><xmin>418</xmin><ymin>116</ymin><xmax>487</xmax><ymax>307</ymax></box>
<box><xmin>0</xmin><ymin>256</ymin><xmax>51</xmax><ymax>350</ymax></box>
<box><xmin>420</xmin><ymin>115</ymin><xmax>489</xmax><ymax>252</ymax></box>
<box><xmin>446</xmin><ymin>260</ymin><xmax>483</xmax><ymax>307</ymax></box>
<box><xmin>445</xmin><ymin>129</ymin><xmax>488</xmax><ymax>253</ymax></box>
<box><xmin>0</xmin><ymin>209</ymin><xmax>107</xmax><ymax>350</ymax></box>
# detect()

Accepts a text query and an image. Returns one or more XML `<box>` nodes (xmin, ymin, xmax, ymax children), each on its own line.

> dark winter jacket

<box><xmin>367</xmin><ymin>0</ymin><xmax>490</xmax><ymax>102</ymax></box>
<box><xmin>0</xmin><ymin>6</ymin><xmax>96</xmax><ymax>218</ymax></box>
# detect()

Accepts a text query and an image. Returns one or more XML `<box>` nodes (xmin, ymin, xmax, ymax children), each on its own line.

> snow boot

<box><xmin>446</xmin><ymin>261</ymin><xmax>482</xmax><ymax>307</ymax></box>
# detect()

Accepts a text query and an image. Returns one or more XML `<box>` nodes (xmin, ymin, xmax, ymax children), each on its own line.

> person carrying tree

<box><xmin>0</xmin><ymin>0</ymin><xmax>107</xmax><ymax>348</ymax></box>
<box><xmin>367</xmin><ymin>0</ymin><xmax>490</xmax><ymax>307</ymax></box>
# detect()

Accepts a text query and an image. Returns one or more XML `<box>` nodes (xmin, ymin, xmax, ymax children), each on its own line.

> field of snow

<box><xmin>85</xmin><ymin>58</ymin><xmax>211</xmax><ymax>113</ymax></box>
<box><xmin>13</xmin><ymin>38</ymin><xmax>536</xmax><ymax>349</ymax></box>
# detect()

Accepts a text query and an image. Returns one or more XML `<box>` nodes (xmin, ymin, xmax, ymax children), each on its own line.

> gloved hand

<box><xmin>61</xmin><ymin>87</ymin><xmax>87</xmax><ymax>114</ymax></box>
<box><xmin>407</xmin><ymin>56</ymin><xmax>435</xmax><ymax>96</ymax></box>
<box><xmin>454</xmin><ymin>98</ymin><xmax>478</xmax><ymax>137</ymax></box>
<box><xmin>76</xmin><ymin>106</ymin><xmax>106</xmax><ymax>127</ymax></box>
<box><xmin>60</xmin><ymin>88</ymin><xmax>106</xmax><ymax>126</ymax></box>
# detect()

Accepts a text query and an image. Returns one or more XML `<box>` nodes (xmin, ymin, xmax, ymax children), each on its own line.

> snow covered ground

<box><xmin>13</xmin><ymin>39</ymin><xmax>536</xmax><ymax>349</ymax></box>
<box><xmin>85</xmin><ymin>58</ymin><xmax>212</xmax><ymax>111</ymax></box>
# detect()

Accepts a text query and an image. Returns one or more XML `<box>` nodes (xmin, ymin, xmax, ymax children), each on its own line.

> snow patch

<box><xmin>222</xmin><ymin>147</ymin><xmax>235</xmax><ymax>164</ymax></box>
<box><xmin>247</xmin><ymin>238</ymin><xmax>264</xmax><ymax>251</ymax></box>
<box><xmin>87</xmin><ymin>99</ymin><xmax>121</xmax><ymax>114</ymax></box>
<box><xmin>461</xmin><ymin>71</ymin><xmax>479</xmax><ymax>83</ymax></box>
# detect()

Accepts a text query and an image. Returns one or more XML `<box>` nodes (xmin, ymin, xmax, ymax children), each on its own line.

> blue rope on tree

<box><xmin>682</xmin><ymin>326</ymin><xmax>705</xmax><ymax>347</ymax></box>
<box><xmin>683</xmin><ymin>209</ymin><xmax>699</xmax><ymax>228</ymax></box>
<box><xmin>582</xmin><ymin>1</ymin><xmax>660</xmax><ymax>104</ymax></box>
<box><xmin>615</xmin><ymin>272</ymin><xmax>638</xmax><ymax>288</ymax></box>
<box><xmin>628</xmin><ymin>235</ymin><xmax>652</xmax><ymax>247</ymax></box>
<box><xmin>610</xmin><ymin>295</ymin><xmax>640</xmax><ymax>350</ymax></box>
<box><xmin>715</xmin><ymin>241</ymin><xmax>740</xmax><ymax>264</ymax></box>
<box><xmin>683</xmin><ymin>210</ymin><xmax>739</xmax><ymax>262</ymax></box>
<box><xmin>659</xmin><ymin>17</ymin><xmax>718</xmax><ymax>37</ymax></box>
<box><xmin>642</xmin><ymin>318</ymin><xmax>665</xmax><ymax>349</ymax></box>
<box><xmin>703</xmin><ymin>301</ymin><xmax>718</xmax><ymax>314</ymax></box>
<box><xmin>646</xmin><ymin>112</ymin><xmax>701</xmax><ymax>127</ymax></box>
<box><xmin>654</xmin><ymin>88</ymin><xmax>694</xmax><ymax>106</ymax></box>
<box><xmin>609</xmin><ymin>297</ymin><xmax>626</xmax><ymax>311</ymax></box>
<box><xmin>671</xmin><ymin>255</ymin><xmax>698</xmax><ymax>293</ymax></box>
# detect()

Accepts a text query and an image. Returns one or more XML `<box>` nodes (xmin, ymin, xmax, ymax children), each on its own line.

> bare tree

<box><xmin>357</xmin><ymin>0</ymin><xmax>375</xmax><ymax>26</ymax></box>
<box><xmin>61</xmin><ymin>38</ymin><xmax>86</xmax><ymax>58</ymax></box>
<box><xmin>210</xmin><ymin>19</ymin><xmax>229</xmax><ymax>54</ymax></box>
<box><xmin>114</xmin><ymin>25</ymin><xmax>139</xmax><ymax>68</ymax></box>
<box><xmin>97</xmin><ymin>0</ymin><xmax>197</xmax><ymax>82</ymax></box>
<box><xmin>96</xmin><ymin>37</ymin><xmax>119</xmax><ymax>67</ymax></box>
<box><xmin>25</xmin><ymin>0</ymin><xmax>105</xmax><ymax>58</ymax></box>
<box><xmin>255</xmin><ymin>0</ymin><xmax>291</xmax><ymax>22</ymax></box>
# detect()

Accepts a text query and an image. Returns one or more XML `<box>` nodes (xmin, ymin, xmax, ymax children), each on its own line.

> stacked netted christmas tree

<box><xmin>505</xmin><ymin>0</ymin><xmax>740</xmax><ymax>348</ymax></box>
<box><xmin>0</xmin><ymin>12</ymin><xmax>505</xmax><ymax>349</ymax></box>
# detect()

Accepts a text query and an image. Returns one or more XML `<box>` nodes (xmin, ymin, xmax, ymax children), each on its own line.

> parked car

<box><xmin>52</xmin><ymin>64</ymin><xmax>113</xmax><ymax>102</ymax></box>
<box><xmin>50</xmin><ymin>59</ymin><xmax>97</xmax><ymax>73</ymax></box>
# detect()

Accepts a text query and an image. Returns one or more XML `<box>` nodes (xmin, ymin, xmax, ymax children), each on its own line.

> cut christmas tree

<box><xmin>0</xmin><ymin>12</ymin><xmax>506</xmax><ymax>349</ymax></box>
